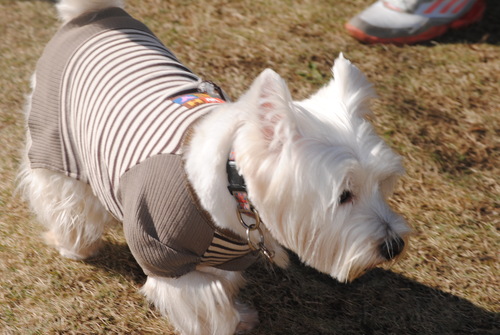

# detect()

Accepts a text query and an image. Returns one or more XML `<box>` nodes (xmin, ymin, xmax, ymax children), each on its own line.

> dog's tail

<box><xmin>56</xmin><ymin>0</ymin><xmax>124</xmax><ymax>23</ymax></box>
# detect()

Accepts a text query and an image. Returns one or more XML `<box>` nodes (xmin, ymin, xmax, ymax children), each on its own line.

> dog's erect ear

<box><xmin>243</xmin><ymin>69</ymin><xmax>297</xmax><ymax>150</ymax></box>
<box><xmin>298</xmin><ymin>54</ymin><xmax>376</xmax><ymax>121</ymax></box>
<box><xmin>331</xmin><ymin>53</ymin><xmax>376</xmax><ymax>119</ymax></box>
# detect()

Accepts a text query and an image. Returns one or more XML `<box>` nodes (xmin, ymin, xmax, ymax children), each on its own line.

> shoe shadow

<box><xmin>430</xmin><ymin>0</ymin><xmax>500</xmax><ymax>45</ymax></box>
<box><xmin>241</xmin><ymin>253</ymin><xmax>499</xmax><ymax>335</ymax></box>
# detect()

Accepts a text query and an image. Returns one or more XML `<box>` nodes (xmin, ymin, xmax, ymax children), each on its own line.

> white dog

<box><xmin>19</xmin><ymin>0</ymin><xmax>410</xmax><ymax>334</ymax></box>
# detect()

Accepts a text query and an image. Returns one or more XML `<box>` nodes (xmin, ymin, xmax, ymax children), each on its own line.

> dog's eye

<box><xmin>339</xmin><ymin>190</ymin><xmax>353</xmax><ymax>205</ymax></box>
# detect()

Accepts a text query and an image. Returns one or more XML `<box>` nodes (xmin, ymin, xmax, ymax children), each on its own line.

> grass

<box><xmin>1</xmin><ymin>0</ymin><xmax>498</xmax><ymax>334</ymax></box>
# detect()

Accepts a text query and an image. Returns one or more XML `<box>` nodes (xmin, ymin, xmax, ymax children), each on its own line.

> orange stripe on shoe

<box><xmin>450</xmin><ymin>0</ymin><xmax>485</xmax><ymax>28</ymax></box>
<box><xmin>452</xmin><ymin>0</ymin><xmax>469</xmax><ymax>14</ymax></box>
<box><xmin>441</xmin><ymin>0</ymin><xmax>461</xmax><ymax>14</ymax></box>
<box><xmin>424</xmin><ymin>0</ymin><xmax>445</xmax><ymax>14</ymax></box>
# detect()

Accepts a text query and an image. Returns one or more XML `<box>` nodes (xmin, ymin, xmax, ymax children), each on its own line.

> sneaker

<box><xmin>345</xmin><ymin>0</ymin><xmax>486</xmax><ymax>44</ymax></box>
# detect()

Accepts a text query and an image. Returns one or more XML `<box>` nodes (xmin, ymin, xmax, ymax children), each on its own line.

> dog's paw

<box><xmin>58</xmin><ymin>245</ymin><xmax>101</xmax><ymax>260</ymax></box>
<box><xmin>43</xmin><ymin>231</ymin><xmax>103</xmax><ymax>260</ymax></box>
<box><xmin>235</xmin><ymin>300</ymin><xmax>259</xmax><ymax>334</ymax></box>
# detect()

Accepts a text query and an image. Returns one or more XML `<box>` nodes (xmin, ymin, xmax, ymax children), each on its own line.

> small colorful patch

<box><xmin>171</xmin><ymin>93</ymin><xmax>225</xmax><ymax>109</ymax></box>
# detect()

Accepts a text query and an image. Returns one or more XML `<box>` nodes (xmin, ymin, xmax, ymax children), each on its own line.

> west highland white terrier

<box><xmin>19</xmin><ymin>0</ymin><xmax>410</xmax><ymax>334</ymax></box>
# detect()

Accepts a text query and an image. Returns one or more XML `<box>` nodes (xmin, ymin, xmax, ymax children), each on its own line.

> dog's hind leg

<box><xmin>19</xmin><ymin>73</ymin><xmax>113</xmax><ymax>260</ymax></box>
<box><xmin>19</xmin><ymin>152</ymin><xmax>113</xmax><ymax>260</ymax></box>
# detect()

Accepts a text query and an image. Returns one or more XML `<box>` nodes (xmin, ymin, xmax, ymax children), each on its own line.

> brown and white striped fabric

<box><xmin>201</xmin><ymin>233</ymin><xmax>253</xmax><ymax>266</ymax></box>
<box><xmin>28</xmin><ymin>7</ymin><xmax>258</xmax><ymax>278</ymax></box>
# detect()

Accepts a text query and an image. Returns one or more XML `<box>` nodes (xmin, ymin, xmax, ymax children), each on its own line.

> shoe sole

<box><xmin>345</xmin><ymin>0</ymin><xmax>486</xmax><ymax>44</ymax></box>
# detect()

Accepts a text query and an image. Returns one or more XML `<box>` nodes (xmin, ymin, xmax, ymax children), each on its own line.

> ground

<box><xmin>1</xmin><ymin>0</ymin><xmax>498</xmax><ymax>334</ymax></box>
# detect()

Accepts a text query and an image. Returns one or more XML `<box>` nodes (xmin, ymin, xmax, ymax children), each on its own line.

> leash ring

<box><xmin>246</xmin><ymin>224</ymin><xmax>265</xmax><ymax>251</ymax></box>
<box><xmin>235</xmin><ymin>207</ymin><xmax>261</xmax><ymax>230</ymax></box>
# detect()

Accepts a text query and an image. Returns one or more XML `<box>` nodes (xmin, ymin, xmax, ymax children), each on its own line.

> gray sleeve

<box><xmin>119</xmin><ymin>154</ymin><xmax>214</xmax><ymax>278</ymax></box>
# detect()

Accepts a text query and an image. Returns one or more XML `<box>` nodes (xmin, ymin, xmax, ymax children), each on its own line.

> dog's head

<box><xmin>233</xmin><ymin>54</ymin><xmax>410</xmax><ymax>282</ymax></box>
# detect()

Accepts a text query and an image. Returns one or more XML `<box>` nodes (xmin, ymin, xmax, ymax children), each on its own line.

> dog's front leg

<box><xmin>140</xmin><ymin>268</ymin><xmax>256</xmax><ymax>335</ymax></box>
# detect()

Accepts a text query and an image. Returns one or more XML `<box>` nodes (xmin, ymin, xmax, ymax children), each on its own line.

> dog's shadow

<box><xmin>241</xmin><ymin>254</ymin><xmax>499</xmax><ymax>335</ymax></box>
<box><xmin>85</xmin><ymin>239</ymin><xmax>147</xmax><ymax>284</ymax></box>
<box><xmin>86</xmin><ymin>242</ymin><xmax>498</xmax><ymax>335</ymax></box>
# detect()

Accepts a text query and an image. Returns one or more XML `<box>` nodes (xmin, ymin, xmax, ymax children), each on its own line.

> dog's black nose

<box><xmin>380</xmin><ymin>236</ymin><xmax>405</xmax><ymax>260</ymax></box>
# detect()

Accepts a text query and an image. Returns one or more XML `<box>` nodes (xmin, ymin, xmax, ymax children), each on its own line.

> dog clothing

<box><xmin>28</xmin><ymin>7</ymin><xmax>258</xmax><ymax>277</ymax></box>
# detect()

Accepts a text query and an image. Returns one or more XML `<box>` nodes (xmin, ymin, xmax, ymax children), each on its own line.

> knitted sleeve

<box><xmin>119</xmin><ymin>154</ymin><xmax>214</xmax><ymax>278</ymax></box>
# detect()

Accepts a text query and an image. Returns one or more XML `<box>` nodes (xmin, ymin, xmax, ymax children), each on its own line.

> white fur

<box><xmin>56</xmin><ymin>0</ymin><xmax>124</xmax><ymax>23</ymax></box>
<box><xmin>20</xmin><ymin>1</ymin><xmax>410</xmax><ymax>334</ymax></box>
<box><xmin>140</xmin><ymin>267</ymin><xmax>257</xmax><ymax>335</ymax></box>
<box><xmin>19</xmin><ymin>74</ymin><xmax>114</xmax><ymax>260</ymax></box>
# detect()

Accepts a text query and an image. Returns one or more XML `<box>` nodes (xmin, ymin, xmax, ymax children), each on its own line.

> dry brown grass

<box><xmin>1</xmin><ymin>0</ymin><xmax>498</xmax><ymax>334</ymax></box>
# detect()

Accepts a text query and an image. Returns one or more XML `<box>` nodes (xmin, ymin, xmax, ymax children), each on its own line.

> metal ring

<box><xmin>235</xmin><ymin>207</ymin><xmax>261</xmax><ymax>230</ymax></box>
<box><xmin>246</xmin><ymin>225</ymin><xmax>265</xmax><ymax>251</ymax></box>
<box><xmin>259</xmin><ymin>244</ymin><xmax>275</xmax><ymax>262</ymax></box>
<box><xmin>235</xmin><ymin>206</ymin><xmax>274</xmax><ymax>262</ymax></box>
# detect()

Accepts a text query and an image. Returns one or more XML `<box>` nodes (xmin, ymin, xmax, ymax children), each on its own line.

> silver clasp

<box><xmin>236</xmin><ymin>207</ymin><xmax>275</xmax><ymax>262</ymax></box>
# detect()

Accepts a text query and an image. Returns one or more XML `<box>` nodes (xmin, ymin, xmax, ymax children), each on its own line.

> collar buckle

<box><xmin>227</xmin><ymin>152</ymin><xmax>275</xmax><ymax>262</ymax></box>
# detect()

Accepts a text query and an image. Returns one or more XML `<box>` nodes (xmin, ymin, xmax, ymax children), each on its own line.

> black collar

<box><xmin>226</xmin><ymin>151</ymin><xmax>252</xmax><ymax>213</ymax></box>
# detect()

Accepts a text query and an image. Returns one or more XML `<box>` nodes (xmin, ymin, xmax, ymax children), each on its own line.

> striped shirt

<box><xmin>28</xmin><ymin>7</ymin><xmax>257</xmax><ymax>277</ymax></box>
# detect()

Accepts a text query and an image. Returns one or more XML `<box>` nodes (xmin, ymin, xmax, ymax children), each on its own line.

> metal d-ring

<box><xmin>245</xmin><ymin>223</ymin><xmax>264</xmax><ymax>251</ymax></box>
<box><xmin>236</xmin><ymin>207</ymin><xmax>274</xmax><ymax>262</ymax></box>
<box><xmin>236</xmin><ymin>206</ymin><xmax>260</xmax><ymax>230</ymax></box>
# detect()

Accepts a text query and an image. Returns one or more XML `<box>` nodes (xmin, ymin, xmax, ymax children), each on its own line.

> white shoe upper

<box><xmin>355</xmin><ymin>0</ymin><xmax>480</xmax><ymax>30</ymax></box>
<box><xmin>358</xmin><ymin>1</ymin><xmax>427</xmax><ymax>30</ymax></box>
